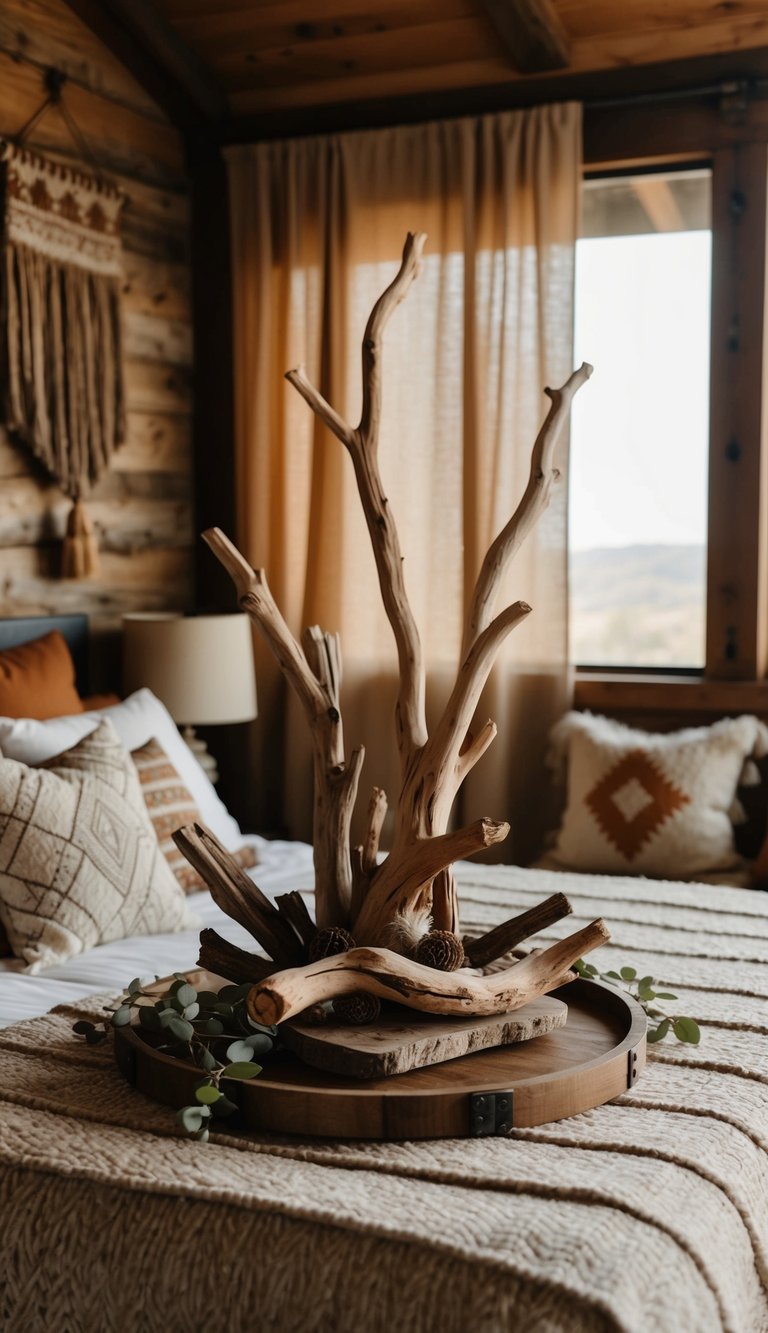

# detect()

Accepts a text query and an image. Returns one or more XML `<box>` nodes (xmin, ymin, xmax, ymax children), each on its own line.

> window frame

<box><xmin>575</xmin><ymin>96</ymin><xmax>768</xmax><ymax>718</ymax></box>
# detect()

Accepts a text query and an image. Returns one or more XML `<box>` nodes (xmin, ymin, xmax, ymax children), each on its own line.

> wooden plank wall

<box><xmin>0</xmin><ymin>0</ymin><xmax>194</xmax><ymax>688</ymax></box>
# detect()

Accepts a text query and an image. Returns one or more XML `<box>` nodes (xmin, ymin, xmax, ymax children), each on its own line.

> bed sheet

<box><xmin>0</xmin><ymin>836</ymin><xmax>315</xmax><ymax>1028</ymax></box>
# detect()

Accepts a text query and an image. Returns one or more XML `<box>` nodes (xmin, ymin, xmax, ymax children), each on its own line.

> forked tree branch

<box><xmin>203</xmin><ymin>526</ymin><xmax>358</xmax><ymax>924</ymax></box>
<box><xmin>286</xmin><ymin>232</ymin><xmax>429</xmax><ymax>771</ymax></box>
<box><xmin>462</xmin><ymin>361</ymin><xmax>593</xmax><ymax>658</ymax></box>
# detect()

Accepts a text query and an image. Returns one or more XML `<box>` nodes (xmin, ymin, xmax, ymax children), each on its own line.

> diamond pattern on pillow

<box><xmin>585</xmin><ymin>750</ymin><xmax>690</xmax><ymax>861</ymax></box>
<box><xmin>0</xmin><ymin>719</ymin><xmax>195</xmax><ymax>971</ymax></box>
<box><xmin>131</xmin><ymin>738</ymin><xmax>257</xmax><ymax>893</ymax></box>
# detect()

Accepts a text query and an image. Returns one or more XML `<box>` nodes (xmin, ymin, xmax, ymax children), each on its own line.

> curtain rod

<box><xmin>585</xmin><ymin>77</ymin><xmax>758</xmax><ymax>110</ymax></box>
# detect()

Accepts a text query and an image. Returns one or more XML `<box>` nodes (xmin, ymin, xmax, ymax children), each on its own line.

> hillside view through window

<box><xmin>569</xmin><ymin>170</ymin><xmax>712</xmax><ymax>668</ymax></box>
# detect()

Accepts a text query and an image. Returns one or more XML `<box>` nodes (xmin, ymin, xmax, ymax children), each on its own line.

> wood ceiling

<box><xmin>64</xmin><ymin>0</ymin><xmax>768</xmax><ymax>138</ymax></box>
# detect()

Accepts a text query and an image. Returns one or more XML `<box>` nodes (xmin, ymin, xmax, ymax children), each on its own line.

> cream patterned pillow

<box><xmin>0</xmin><ymin>719</ymin><xmax>196</xmax><ymax>971</ymax></box>
<box><xmin>545</xmin><ymin>711</ymin><xmax>768</xmax><ymax>879</ymax></box>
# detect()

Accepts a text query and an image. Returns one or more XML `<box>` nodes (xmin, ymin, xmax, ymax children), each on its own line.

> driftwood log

<box><xmin>178</xmin><ymin>232</ymin><xmax>601</xmax><ymax>1023</ymax></box>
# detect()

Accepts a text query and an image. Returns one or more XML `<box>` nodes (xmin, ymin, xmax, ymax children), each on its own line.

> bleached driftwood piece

<box><xmin>248</xmin><ymin>918</ymin><xmax>610</xmax><ymax>1026</ymax></box>
<box><xmin>196</xmin><ymin>233</ymin><xmax>599</xmax><ymax>1019</ymax></box>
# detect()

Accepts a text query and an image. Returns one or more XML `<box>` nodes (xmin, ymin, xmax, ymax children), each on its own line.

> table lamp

<box><xmin>122</xmin><ymin>613</ymin><xmax>257</xmax><ymax>783</ymax></box>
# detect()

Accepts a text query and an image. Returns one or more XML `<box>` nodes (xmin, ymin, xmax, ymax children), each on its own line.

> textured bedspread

<box><xmin>0</xmin><ymin>866</ymin><xmax>766</xmax><ymax>1333</ymax></box>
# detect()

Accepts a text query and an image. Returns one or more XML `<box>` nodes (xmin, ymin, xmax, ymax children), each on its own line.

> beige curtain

<box><xmin>226</xmin><ymin>103</ymin><xmax>581</xmax><ymax>863</ymax></box>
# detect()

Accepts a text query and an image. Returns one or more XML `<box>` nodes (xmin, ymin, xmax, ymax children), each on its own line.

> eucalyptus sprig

<box><xmin>73</xmin><ymin>975</ymin><xmax>277</xmax><ymax>1138</ymax></box>
<box><xmin>572</xmin><ymin>959</ymin><xmax>701</xmax><ymax>1045</ymax></box>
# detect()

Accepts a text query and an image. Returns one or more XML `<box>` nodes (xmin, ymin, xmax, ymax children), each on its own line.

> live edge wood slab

<box><xmin>281</xmin><ymin>995</ymin><xmax>568</xmax><ymax>1079</ymax></box>
<box><xmin>114</xmin><ymin>979</ymin><xmax>647</xmax><ymax>1140</ymax></box>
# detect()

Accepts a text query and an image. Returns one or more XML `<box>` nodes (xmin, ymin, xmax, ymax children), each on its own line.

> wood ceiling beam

<box><xmin>62</xmin><ymin>0</ymin><xmax>228</xmax><ymax>130</ymax></box>
<box><xmin>477</xmin><ymin>0</ymin><xmax>570</xmax><ymax>73</ymax></box>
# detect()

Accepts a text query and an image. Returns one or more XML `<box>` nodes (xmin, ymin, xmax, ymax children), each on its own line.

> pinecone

<box><xmin>308</xmin><ymin>926</ymin><xmax>356</xmax><ymax>962</ymax></box>
<box><xmin>333</xmin><ymin>992</ymin><xmax>381</xmax><ymax>1025</ymax></box>
<box><xmin>413</xmin><ymin>930</ymin><xmax>465</xmax><ymax>971</ymax></box>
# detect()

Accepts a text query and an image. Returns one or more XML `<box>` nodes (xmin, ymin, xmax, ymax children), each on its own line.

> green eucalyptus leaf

<box><xmin>620</xmin><ymin>967</ymin><xmax>637</xmax><ymax>981</ymax></box>
<box><xmin>195</xmin><ymin>1084</ymin><xmax>222</xmax><ymax>1105</ymax></box>
<box><xmin>226</xmin><ymin>1039</ymin><xmax>256</xmax><ymax>1063</ymax></box>
<box><xmin>637</xmin><ymin>976</ymin><xmax>654</xmax><ymax>989</ymax></box>
<box><xmin>212</xmin><ymin>1096</ymin><xmax>238</xmax><ymax>1118</ymax></box>
<box><xmin>167</xmin><ymin>1016</ymin><xmax>195</xmax><ymax>1042</ymax></box>
<box><xmin>138</xmin><ymin>1006</ymin><xmax>163</xmax><ymax>1032</ymax></box>
<box><xmin>218</xmin><ymin>985</ymin><xmax>243</xmax><ymax>1002</ymax></box>
<box><xmin>175</xmin><ymin>983</ymin><xmax>197</xmax><ymax>1007</ymax></box>
<box><xmin>111</xmin><ymin>1007</ymin><xmax>132</xmax><ymax>1027</ymax></box>
<box><xmin>158</xmin><ymin>1009</ymin><xmax>177</xmax><ymax>1028</ymax></box>
<box><xmin>183</xmin><ymin>1003</ymin><xmax>200</xmax><ymax>1021</ymax></box>
<box><xmin>196</xmin><ymin>991</ymin><xmax>222</xmax><ymax>1008</ymax></box>
<box><xmin>245</xmin><ymin>1033</ymin><xmax>273</xmax><ymax>1056</ymax></box>
<box><xmin>655</xmin><ymin>992</ymin><xmax>678</xmax><ymax>1001</ymax></box>
<box><xmin>647</xmin><ymin>1018</ymin><xmax>671</xmax><ymax>1043</ymax></box>
<box><xmin>127</xmin><ymin>978</ymin><xmax>142</xmax><ymax>996</ymax></box>
<box><xmin>225</xmin><ymin>1060</ymin><xmax>261</xmax><ymax>1080</ymax></box>
<box><xmin>195</xmin><ymin>1126</ymin><xmax>210</xmax><ymax>1142</ymax></box>
<box><xmin>205</xmin><ymin>1017</ymin><xmax>224</xmax><ymax>1036</ymax></box>
<box><xmin>197</xmin><ymin>1046</ymin><xmax>220</xmax><ymax>1073</ymax></box>
<box><xmin>673</xmin><ymin>1017</ymin><xmax>701</xmax><ymax>1045</ymax></box>
<box><xmin>603</xmin><ymin>971</ymin><xmax>622</xmax><ymax>981</ymax></box>
<box><xmin>177</xmin><ymin>1106</ymin><xmax>204</xmax><ymax>1133</ymax></box>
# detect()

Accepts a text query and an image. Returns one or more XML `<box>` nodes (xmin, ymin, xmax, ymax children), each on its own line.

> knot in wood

<box><xmin>327</xmin><ymin>706</ymin><xmax>340</xmax><ymax>723</ymax></box>
<box><xmin>309</xmin><ymin>926</ymin><xmax>356</xmax><ymax>962</ymax></box>
<box><xmin>413</xmin><ymin>930</ymin><xmax>465</xmax><ymax>972</ymax></box>
<box><xmin>333</xmin><ymin>991</ymin><xmax>381</xmax><ymax>1025</ymax></box>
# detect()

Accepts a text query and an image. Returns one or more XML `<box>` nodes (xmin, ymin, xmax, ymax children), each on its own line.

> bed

<box><xmin>0</xmin><ymin>619</ymin><xmax>766</xmax><ymax>1332</ymax></box>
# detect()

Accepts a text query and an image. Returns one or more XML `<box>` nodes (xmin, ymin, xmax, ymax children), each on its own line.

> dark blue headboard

<box><xmin>0</xmin><ymin>614</ymin><xmax>89</xmax><ymax>694</ymax></box>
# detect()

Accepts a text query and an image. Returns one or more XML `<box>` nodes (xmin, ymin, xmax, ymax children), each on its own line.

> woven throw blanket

<box><xmin>0</xmin><ymin>866</ymin><xmax>766</xmax><ymax>1333</ymax></box>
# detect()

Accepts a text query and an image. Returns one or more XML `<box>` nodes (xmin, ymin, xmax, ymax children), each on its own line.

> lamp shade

<box><xmin>122</xmin><ymin>613</ymin><xmax>257</xmax><ymax>725</ymax></box>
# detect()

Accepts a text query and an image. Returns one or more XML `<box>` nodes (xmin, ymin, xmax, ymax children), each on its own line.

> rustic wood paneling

<box><xmin>0</xmin><ymin>0</ymin><xmax>194</xmax><ymax>689</ymax></box>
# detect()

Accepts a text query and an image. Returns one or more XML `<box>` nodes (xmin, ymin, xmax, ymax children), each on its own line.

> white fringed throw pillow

<box><xmin>0</xmin><ymin>719</ymin><xmax>196</xmax><ymax>971</ymax></box>
<box><xmin>545</xmin><ymin>711</ymin><xmax>768</xmax><ymax>879</ymax></box>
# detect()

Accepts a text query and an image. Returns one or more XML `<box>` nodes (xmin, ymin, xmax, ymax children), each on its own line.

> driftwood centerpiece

<box><xmin>179</xmin><ymin>232</ymin><xmax>603</xmax><ymax>1029</ymax></box>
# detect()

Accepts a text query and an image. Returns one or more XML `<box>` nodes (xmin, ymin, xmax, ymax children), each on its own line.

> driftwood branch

<box><xmin>286</xmin><ymin>232</ymin><xmax>429</xmax><ymax>771</ymax></box>
<box><xmin>464</xmin><ymin>892</ymin><xmax>572</xmax><ymax>968</ymax></box>
<box><xmin>352</xmin><ymin>817</ymin><xmax>510</xmax><ymax>946</ymax></box>
<box><xmin>462</xmin><ymin>361</ymin><xmax>594</xmax><ymax>657</ymax></box>
<box><xmin>202</xmin><ymin>237</ymin><xmax>594</xmax><ymax>987</ymax></box>
<box><xmin>203</xmin><ymin>527</ymin><xmax>360</xmax><ymax>925</ymax></box>
<box><xmin>248</xmin><ymin>918</ymin><xmax>610</xmax><ymax>1026</ymax></box>
<box><xmin>197</xmin><ymin>928</ymin><xmax>275</xmax><ymax>985</ymax></box>
<box><xmin>172</xmin><ymin>823</ymin><xmax>302</xmax><ymax>967</ymax></box>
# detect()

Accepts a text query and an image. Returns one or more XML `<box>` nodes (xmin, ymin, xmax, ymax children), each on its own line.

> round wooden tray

<box><xmin>114</xmin><ymin>978</ymin><xmax>646</xmax><ymax>1140</ymax></box>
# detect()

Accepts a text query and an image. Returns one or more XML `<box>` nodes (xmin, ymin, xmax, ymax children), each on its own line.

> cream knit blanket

<box><xmin>0</xmin><ymin>866</ymin><xmax>766</xmax><ymax>1333</ymax></box>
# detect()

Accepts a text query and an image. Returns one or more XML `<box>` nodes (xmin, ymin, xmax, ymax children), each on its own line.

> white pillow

<box><xmin>0</xmin><ymin>689</ymin><xmax>242</xmax><ymax>850</ymax></box>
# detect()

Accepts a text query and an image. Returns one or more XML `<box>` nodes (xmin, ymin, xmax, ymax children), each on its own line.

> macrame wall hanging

<box><xmin>0</xmin><ymin>72</ymin><xmax>125</xmax><ymax>578</ymax></box>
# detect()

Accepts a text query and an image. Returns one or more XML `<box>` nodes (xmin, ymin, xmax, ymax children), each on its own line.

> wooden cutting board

<box><xmin>279</xmin><ymin>994</ymin><xmax>568</xmax><ymax>1078</ymax></box>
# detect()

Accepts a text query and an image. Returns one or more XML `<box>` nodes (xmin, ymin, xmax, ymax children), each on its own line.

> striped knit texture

<box><xmin>0</xmin><ymin>865</ymin><xmax>766</xmax><ymax>1333</ymax></box>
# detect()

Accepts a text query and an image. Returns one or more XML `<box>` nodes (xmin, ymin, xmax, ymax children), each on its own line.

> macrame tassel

<box><xmin>61</xmin><ymin>498</ymin><xmax>99</xmax><ymax>579</ymax></box>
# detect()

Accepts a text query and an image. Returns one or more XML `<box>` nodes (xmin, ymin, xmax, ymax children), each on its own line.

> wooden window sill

<box><xmin>574</xmin><ymin>672</ymin><xmax>768</xmax><ymax>716</ymax></box>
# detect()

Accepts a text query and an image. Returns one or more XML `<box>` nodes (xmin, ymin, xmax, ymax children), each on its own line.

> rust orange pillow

<box><xmin>0</xmin><ymin>631</ymin><xmax>83</xmax><ymax>720</ymax></box>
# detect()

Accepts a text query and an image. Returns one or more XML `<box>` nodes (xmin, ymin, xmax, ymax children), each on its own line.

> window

<box><xmin>569</xmin><ymin>168</ymin><xmax>712</xmax><ymax>669</ymax></box>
